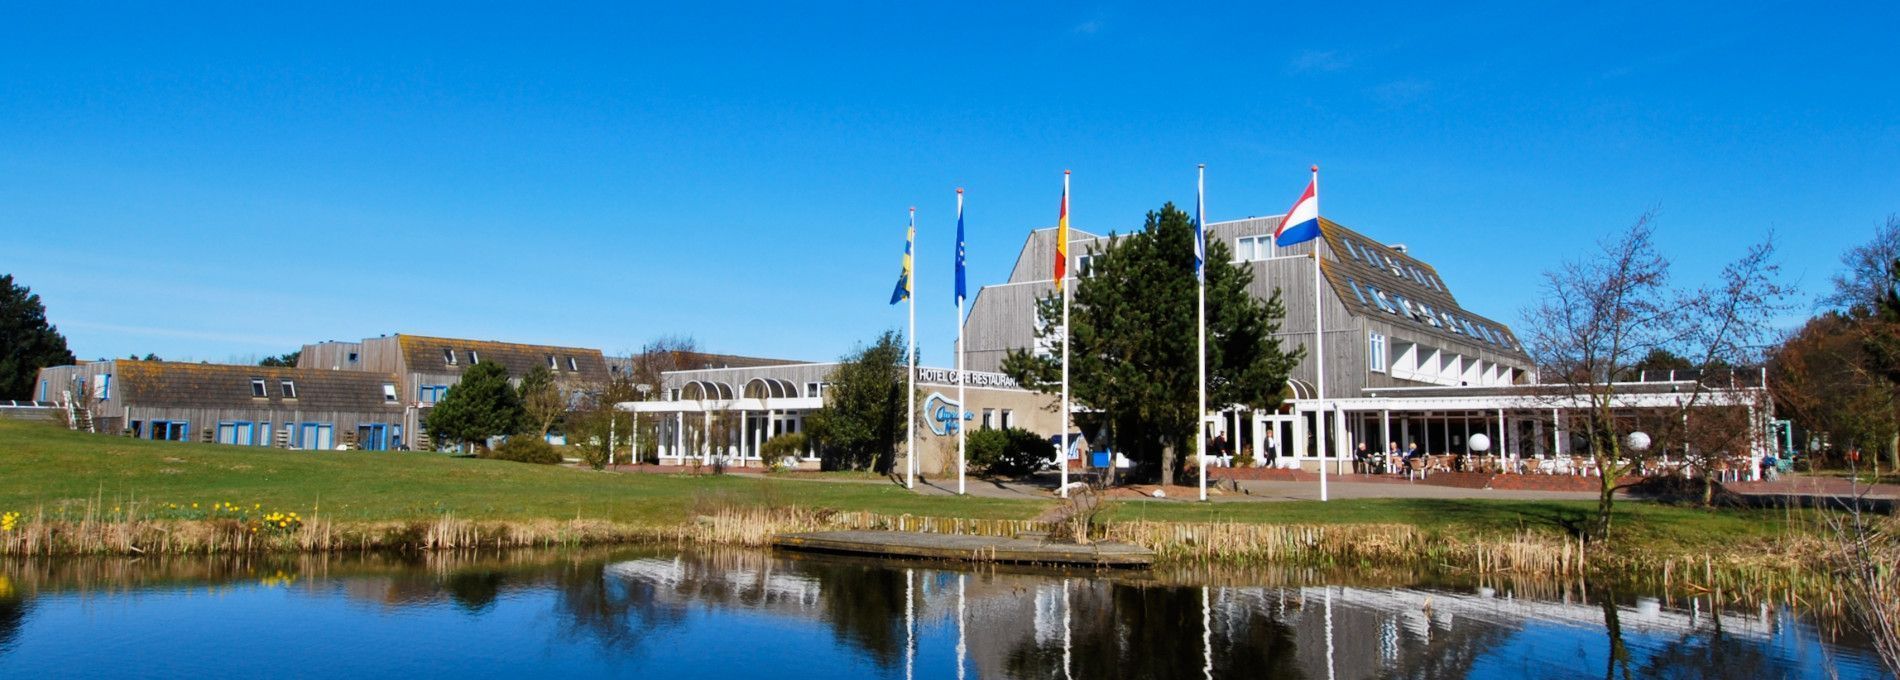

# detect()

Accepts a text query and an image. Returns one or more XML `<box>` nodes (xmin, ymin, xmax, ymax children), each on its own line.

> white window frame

<box><xmin>443</xmin><ymin>349</ymin><xmax>457</xmax><ymax>365</ymax></box>
<box><xmin>251</xmin><ymin>379</ymin><xmax>267</xmax><ymax>398</ymax></box>
<box><xmin>1369</xmin><ymin>332</ymin><xmax>1387</xmax><ymax>374</ymax></box>
<box><xmin>467</xmin><ymin>350</ymin><xmax>479</xmax><ymax>364</ymax></box>
<box><xmin>383</xmin><ymin>384</ymin><xmax>398</xmax><ymax>402</ymax></box>
<box><xmin>567</xmin><ymin>357</ymin><xmax>579</xmax><ymax>371</ymax></box>
<box><xmin>280</xmin><ymin>380</ymin><xmax>297</xmax><ymax>399</ymax></box>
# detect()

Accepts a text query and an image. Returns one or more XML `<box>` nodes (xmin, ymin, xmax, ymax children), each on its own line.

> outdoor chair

<box><xmin>1407</xmin><ymin>458</ymin><xmax>1427</xmax><ymax>481</ymax></box>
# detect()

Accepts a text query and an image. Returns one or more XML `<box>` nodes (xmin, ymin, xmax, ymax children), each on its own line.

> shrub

<box><xmin>968</xmin><ymin>427</ymin><xmax>1055</xmax><ymax>477</ymax></box>
<box><xmin>760</xmin><ymin>433</ymin><xmax>807</xmax><ymax>471</ymax></box>
<box><xmin>482</xmin><ymin>437</ymin><xmax>563</xmax><ymax>465</ymax></box>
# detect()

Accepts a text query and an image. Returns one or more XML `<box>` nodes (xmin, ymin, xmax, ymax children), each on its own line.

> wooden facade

<box><xmin>961</xmin><ymin>215</ymin><xmax>1535</xmax><ymax>400</ymax></box>
<box><xmin>37</xmin><ymin>360</ymin><xmax>407</xmax><ymax>450</ymax></box>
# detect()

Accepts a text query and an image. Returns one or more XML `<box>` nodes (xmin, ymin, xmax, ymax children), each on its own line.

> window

<box><xmin>383</xmin><ymin>384</ymin><xmax>398</xmax><ymax>402</ymax></box>
<box><xmin>1368</xmin><ymin>286</ymin><xmax>1399</xmax><ymax>314</ymax></box>
<box><xmin>567</xmin><ymin>357</ymin><xmax>579</xmax><ymax>371</ymax></box>
<box><xmin>280</xmin><ymin>380</ymin><xmax>297</xmax><ymax>399</ymax></box>
<box><xmin>981</xmin><ymin>409</ymin><xmax>995</xmax><ymax>430</ymax></box>
<box><xmin>1233</xmin><ymin>235</ymin><xmax>1271</xmax><ymax>262</ymax></box>
<box><xmin>1347</xmin><ymin>278</ymin><xmax>1370</xmax><ymax>307</ymax></box>
<box><xmin>467</xmin><ymin>351</ymin><xmax>479</xmax><ymax>364</ymax></box>
<box><xmin>251</xmin><ymin>379</ymin><xmax>267</xmax><ymax>398</ymax></box>
<box><xmin>443</xmin><ymin>349</ymin><xmax>457</xmax><ymax>365</ymax></box>
<box><xmin>419</xmin><ymin>385</ymin><xmax>448</xmax><ymax>404</ymax></box>
<box><xmin>38</xmin><ymin>379</ymin><xmax>48</xmax><ymax>401</ymax></box>
<box><xmin>346</xmin><ymin>352</ymin><xmax>359</xmax><ymax>363</ymax></box>
<box><xmin>1000</xmin><ymin>409</ymin><xmax>1015</xmax><ymax>429</ymax></box>
<box><xmin>1076</xmin><ymin>254</ymin><xmax>1095</xmax><ymax>278</ymax></box>
<box><xmin>1368</xmin><ymin>332</ymin><xmax>1387</xmax><ymax>373</ymax></box>
<box><xmin>97</xmin><ymin>374</ymin><xmax>111</xmax><ymax>400</ymax></box>
<box><xmin>548</xmin><ymin>355</ymin><xmax>558</xmax><ymax>369</ymax></box>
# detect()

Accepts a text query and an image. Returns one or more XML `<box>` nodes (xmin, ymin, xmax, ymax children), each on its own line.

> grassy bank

<box><xmin>0</xmin><ymin>420</ymin><xmax>1853</xmax><ymax>594</ymax></box>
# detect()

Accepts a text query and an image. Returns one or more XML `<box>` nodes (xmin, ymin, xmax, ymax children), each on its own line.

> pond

<box><xmin>0</xmin><ymin>547</ymin><xmax>1887</xmax><ymax>679</ymax></box>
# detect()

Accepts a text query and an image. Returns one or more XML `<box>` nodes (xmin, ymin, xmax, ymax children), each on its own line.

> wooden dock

<box><xmin>772</xmin><ymin>530</ymin><xmax>1154</xmax><ymax>568</ymax></box>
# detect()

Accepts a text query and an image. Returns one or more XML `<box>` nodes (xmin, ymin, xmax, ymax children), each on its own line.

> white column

<box><xmin>1551</xmin><ymin>408</ymin><xmax>1562</xmax><ymax>458</ymax></box>
<box><xmin>1333</xmin><ymin>407</ymin><xmax>1348</xmax><ymax>475</ymax></box>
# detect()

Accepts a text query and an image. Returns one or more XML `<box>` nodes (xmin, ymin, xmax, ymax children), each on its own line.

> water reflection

<box><xmin>0</xmin><ymin>548</ymin><xmax>1887</xmax><ymax>679</ymax></box>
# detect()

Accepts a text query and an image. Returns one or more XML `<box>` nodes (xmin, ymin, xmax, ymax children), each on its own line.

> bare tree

<box><xmin>1525</xmin><ymin>215</ymin><xmax>1786</xmax><ymax>538</ymax></box>
<box><xmin>626</xmin><ymin>336</ymin><xmax>700</xmax><ymax>464</ymax></box>
<box><xmin>1820</xmin><ymin>214</ymin><xmax>1900</xmax><ymax>315</ymax></box>
<box><xmin>517</xmin><ymin>365</ymin><xmax>565</xmax><ymax>438</ymax></box>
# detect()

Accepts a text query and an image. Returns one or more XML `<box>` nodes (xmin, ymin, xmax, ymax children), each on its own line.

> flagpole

<box><xmin>1197</xmin><ymin>164</ymin><xmax>1209</xmax><ymax>503</ymax></box>
<box><xmin>956</xmin><ymin>188</ymin><xmax>967</xmax><ymax>497</ymax></box>
<box><xmin>1059</xmin><ymin>170</ymin><xmax>1072</xmax><ymax>499</ymax></box>
<box><xmin>1311</xmin><ymin>164</ymin><xmax>1328</xmax><ymax>503</ymax></box>
<box><xmin>907</xmin><ymin>207</ymin><xmax>918</xmax><ymax>490</ymax></box>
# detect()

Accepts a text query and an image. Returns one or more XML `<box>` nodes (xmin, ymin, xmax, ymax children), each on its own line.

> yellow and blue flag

<box><xmin>889</xmin><ymin>210</ymin><xmax>914</xmax><ymax>304</ymax></box>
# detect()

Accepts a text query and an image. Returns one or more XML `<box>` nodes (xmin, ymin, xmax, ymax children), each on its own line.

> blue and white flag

<box><xmin>1195</xmin><ymin>165</ymin><xmax>1206</xmax><ymax>281</ymax></box>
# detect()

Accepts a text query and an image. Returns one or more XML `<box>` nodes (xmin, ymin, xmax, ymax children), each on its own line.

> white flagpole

<box><xmin>1312</xmin><ymin>164</ymin><xmax>1328</xmax><ymax>502</ymax></box>
<box><xmin>956</xmin><ymin>188</ymin><xmax>967</xmax><ymax>496</ymax></box>
<box><xmin>1059</xmin><ymin>170</ymin><xmax>1072</xmax><ymax>499</ymax></box>
<box><xmin>907</xmin><ymin>207</ymin><xmax>918</xmax><ymax>490</ymax></box>
<box><xmin>1197</xmin><ymin>164</ymin><xmax>1209</xmax><ymax>502</ymax></box>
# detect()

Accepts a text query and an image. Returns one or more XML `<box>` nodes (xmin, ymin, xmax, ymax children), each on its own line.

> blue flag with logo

<box><xmin>954</xmin><ymin>190</ymin><xmax>966</xmax><ymax>306</ymax></box>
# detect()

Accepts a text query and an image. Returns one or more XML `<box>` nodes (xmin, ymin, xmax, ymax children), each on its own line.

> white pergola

<box><xmin>618</xmin><ymin>377</ymin><xmax>824</xmax><ymax>465</ymax></box>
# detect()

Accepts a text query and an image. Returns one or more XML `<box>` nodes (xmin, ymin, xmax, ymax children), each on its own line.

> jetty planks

<box><xmin>772</xmin><ymin>530</ymin><xmax>1153</xmax><ymax>568</ymax></box>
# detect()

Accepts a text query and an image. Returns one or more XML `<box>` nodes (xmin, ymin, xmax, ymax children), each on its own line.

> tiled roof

<box><xmin>396</xmin><ymin>334</ymin><xmax>611</xmax><ymax>382</ymax></box>
<box><xmin>1319</xmin><ymin>219</ymin><xmax>1529</xmax><ymax>358</ymax></box>
<box><xmin>118</xmin><ymin>361</ymin><xmax>403</xmax><ymax>412</ymax></box>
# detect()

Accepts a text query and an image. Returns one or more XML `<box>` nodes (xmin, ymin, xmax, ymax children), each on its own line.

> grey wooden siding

<box><xmin>959</xmin><ymin>213</ymin><xmax>1536</xmax><ymax>403</ymax></box>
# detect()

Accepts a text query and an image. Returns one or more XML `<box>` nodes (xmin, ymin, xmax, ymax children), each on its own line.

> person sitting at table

<box><xmin>1354</xmin><ymin>442</ymin><xmax>1372</xmax><ymax>473</ymax></box>
<box><xmin>1386</xmin><ymin>441</ymin><xmax>1402</xmax><ymax>475</ymax></box>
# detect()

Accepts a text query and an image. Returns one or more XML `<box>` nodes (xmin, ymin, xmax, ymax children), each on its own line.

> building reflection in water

<box><xmin>0</xmin><ymin>547</ymin><xmax>1884</xmax><ymax>679</ymax></box>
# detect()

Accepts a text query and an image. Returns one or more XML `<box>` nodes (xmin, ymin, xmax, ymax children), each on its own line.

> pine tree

<box><xmin>807</xmin><ymin>330</ymin><xmax>908</xmax><ymax>472</ymax></box>
<box><xmin>0</xmin><ymin>274</ymin><xmax>76</xmax><ymax>400</ymax></box>
<box><xmin>1002</xmin><ymin>203</ymin><xmax>1300</xmax><ymax>483</ymax></box>
<box><xmin>426</xmin><ymin>361</ymin><xmax>526</xmax><ymax>451</ymax></box>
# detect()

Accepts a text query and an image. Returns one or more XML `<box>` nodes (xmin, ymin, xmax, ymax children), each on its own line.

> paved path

<box><xmin>600</xmin><ymin>463</ymin><xmax>1899</xmax><ymax>504</ymax></box>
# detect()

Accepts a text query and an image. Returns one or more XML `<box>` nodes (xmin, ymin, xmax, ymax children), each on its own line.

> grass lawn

<box><xmin>0</xmin><ymin>420</ymin><xmax>1043</xmax><ymax>523</ymax></box>
<box><xmin>0</xmin><ymin>420</ymin><xmax>1803</xmax><ymax>552</ymax></box>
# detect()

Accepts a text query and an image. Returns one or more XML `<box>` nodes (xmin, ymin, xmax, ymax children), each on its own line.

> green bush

<box><xmin>481</xmin><ymin>436</ymin><xmax>563</xmax><ymax>465</ymax></box>
<box><xmin>968</xmin><ymin>427</ymin><xmax>1055</xmax><ymax>477</ymax></box>
<box><xmin>760</xmin><ymin>433</ymin><xmax>807</xmax><ymax>471</ymax></box>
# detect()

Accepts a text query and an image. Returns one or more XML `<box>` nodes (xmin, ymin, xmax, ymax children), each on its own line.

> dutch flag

<box><xmin>1273</xmin><ymin>165</ymin><xmax>1321</xmax><ymax>247</ymax></box>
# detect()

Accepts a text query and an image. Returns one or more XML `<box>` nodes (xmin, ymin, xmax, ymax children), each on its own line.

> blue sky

<box><xmin>3</xmin><ymin>2</ymin><xmax>1895</xmax><ymax>366</ymax></box>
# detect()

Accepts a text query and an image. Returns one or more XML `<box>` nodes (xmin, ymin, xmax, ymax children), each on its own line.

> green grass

<box><xmin>1105</xmin><ymin>495</ymin><xmax>1798</xmax><ymax>553</ymax></box>
<box><xmin>0</xmin><ymin>420</ymin><xmax>1044</xmax><ymax>523</ymax></box>
<box><xmin>0</xmin><ymin>419</ymin><xmax>1805</xmax><ymax>553</ymax></box>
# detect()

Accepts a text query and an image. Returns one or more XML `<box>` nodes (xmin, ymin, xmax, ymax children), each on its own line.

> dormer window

<box><xmin>250</xmin><ymin>379</ymin><xmax>266</xmax><ymax>397</ymax></box>
<box><xmin>467</xmin><ymin>350</ymin><xmax>479</xmax><ymax>364</ymax></box>
<box><xmin>566</xmin><ymin>357</ymin><xmax>578</xmax><ymax>371</ymax></box>
<box><xmin>382</xmin><ymin>384</ymin><xmax>397</xmax><ymax>402</ymax></box>
<box><xmin>547</xmin><ymin>355</ymin><xmax>558</xmax><ymax>369</ymax></box>
<box><xmin>443</xmin><ymin>349</ymin><xmax>457</xmax><ymax>365</ymax></box>
<box><xmin>280</xmin><ymin>381</ymin><xmax>297</xmax><ymax>399</ymax></box>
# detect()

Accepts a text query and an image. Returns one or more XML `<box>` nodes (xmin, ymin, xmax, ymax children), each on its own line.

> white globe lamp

<box><xmin>1626</xmin><ymin>432</ymin><xmax>1652</xmax><ymax>452</ymax></box>
<box><xmin>1469</xmin><ymin>434</ymin><xmax>1492</xmax><ymax>453</ymax></box>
